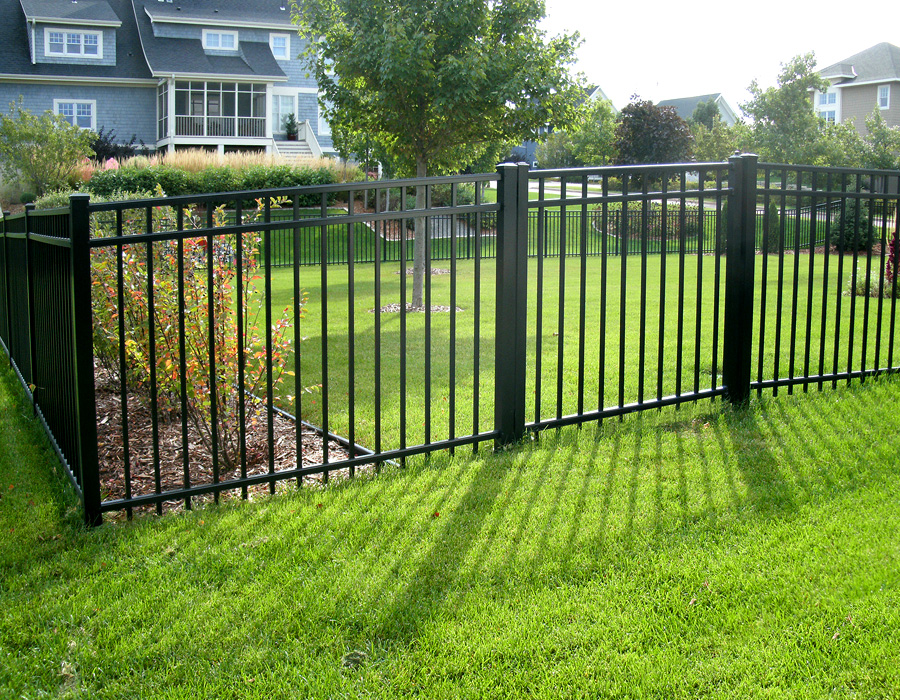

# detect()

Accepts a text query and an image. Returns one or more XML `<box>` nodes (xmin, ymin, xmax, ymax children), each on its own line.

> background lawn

<box><xmin>1</xmin><ymin>358</ymin><xmax>898</xmax><ymax>698</ymax></box>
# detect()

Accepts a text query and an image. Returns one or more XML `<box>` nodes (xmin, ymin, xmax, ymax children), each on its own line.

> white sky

<box><xmin>540</xmin><ymin>0</ymin><xmax>900</xmax><ymax>116</ymax></box>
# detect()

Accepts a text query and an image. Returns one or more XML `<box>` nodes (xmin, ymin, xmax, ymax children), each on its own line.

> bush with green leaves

<box><xmin>830</xmin><ymin>199</ymin><xmax>875</xmax><ymax>252</ymax></box>
<box><xmin>90</xmin><ymin>192</ymin><xmax>301</xmax><ymax>472</ymax></box>
<box><xmin>0</xmin><ymin>99</ymin><xmax>95</xmax><ymax>196</ymax></box>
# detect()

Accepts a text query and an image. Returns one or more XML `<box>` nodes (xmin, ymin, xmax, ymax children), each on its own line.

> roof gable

<box><xmin>142</xmin><ymin>0</ymin><xmax>294</xmax><ymax>29</ymax></box>
<box><xmin>19</xmin><ymin>0</ymin><xmax>122</xmax><ymax>25</ymax></box>
<box><xmin>819</xmin><ymin>42</ymin><xmax>900</xmax><ymax>84</ymax></box>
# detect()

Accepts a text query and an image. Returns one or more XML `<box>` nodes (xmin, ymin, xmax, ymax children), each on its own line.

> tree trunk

<box><xmin>412</xmin><ymin>156</ymin><xmax>427</xmax><ymax>308</ymax></box>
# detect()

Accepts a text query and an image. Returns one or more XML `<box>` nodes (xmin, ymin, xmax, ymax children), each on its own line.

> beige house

<box><xmin>815</xmin><ymin>43</ymin><xmax>900</xmax><ymax>135</ymax></box>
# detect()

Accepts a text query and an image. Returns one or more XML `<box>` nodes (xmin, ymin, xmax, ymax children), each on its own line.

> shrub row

<box><xmin>86</xmin><ymin>164</ymin><xmax>339</xmax><ymax>205</ymax></box>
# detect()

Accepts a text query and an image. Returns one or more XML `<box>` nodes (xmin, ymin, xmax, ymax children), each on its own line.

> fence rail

<box><xmin>2</xmin><ymin>157</ymin><xmax>898</xmax><ymax>525</ymax></box>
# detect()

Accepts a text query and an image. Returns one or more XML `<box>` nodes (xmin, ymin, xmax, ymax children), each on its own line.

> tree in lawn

<box><xmin>614</xmin><ymin>98</ymin><xmax>693</xmax><ymax>166</ymax></box>
<box><xmin>740</xmin><ymin>53</ymin><xmax>829</xmax><ymax>164</ymax></box>
<box><xmin>293</xmin><ymin>0</ymin><xmax>582</xmax><ymax>307</ymax></box>
<box><xmin>689</xmin><ymin>98</ymin><xmax>720</xmax><ymax>130</ymax></box>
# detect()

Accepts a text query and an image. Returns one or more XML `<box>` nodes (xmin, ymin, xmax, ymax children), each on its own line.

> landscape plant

<box><xmin>0</xmin><ymin>99</ymin><xmax>95</xmax><ymax>196</ymax></box>
<box><xmin>614</xmin><ymin>98</ymin><xmax>693</xmax><ymax>168</ymax></box>
<box><xmin>90</xmin><ymin>193</ymin><xmax>300</xmax><ymax>471</ymax></box>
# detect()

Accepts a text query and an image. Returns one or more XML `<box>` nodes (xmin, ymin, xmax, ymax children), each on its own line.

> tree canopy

<box><xmin>740</xmin><ymin>53</ymin><xmax>829</xmax><ymax>164</ymax></box>
<box><xmin>614</xmin><ymin>98</ymin><xmax>693</xmax><ymax>166</ymax></box>
<box><xmin>293</xmin><ymin>0</ymin><xmax>582</xmax><ymax>305</ymax></box>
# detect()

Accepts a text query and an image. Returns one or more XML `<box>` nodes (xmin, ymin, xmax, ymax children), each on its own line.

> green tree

<box><xmin>740</xmin><ymin>53</ymin><xmax>829</xmax><ymax>164</ymax></box>
<box><xmin>691</xmin><ymin>120</ymin><xmax>743</xmax><ymax>163</ymax></box>
<box><xmin>861</xmin><ymin>109</ymin><xmax>900</xmax><ymax>170</ymax></box>
<box><xmin>0</xmin><ymin>100</ymin><xmax>94</xmax><ymax>196</ymax></box>
<box><xmin>569</xmin><ymin>97</ymin><xmax>618</xmax><ymax>166</ymax></box>
<box><xmin>293</xmin><ymin>0</ymin><xmax>582</xmax><ymax>306</ymax></box>
<box><xmin>535</xmin><ymin>131</ymin><xmax>576</xmax><ymax>169</ymax></box>
<box><xmin>614</xmin><ymin>98</ymin><xmax>692</xmax><ymax>166</ymax></box>
<box><xmin>689</xmin><ymin>99</ymin><xmax>720</xmax><ymax>130</ymax></box>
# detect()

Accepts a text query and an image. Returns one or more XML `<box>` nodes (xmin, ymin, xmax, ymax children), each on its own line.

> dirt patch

<box><xmin>370</xmin><ymin>303</ymin><xmax>463</xmax><ymax>314</ymax></box>
<box><xmin>395</xmin><ymin>267</ymin><xmax>452</xmax><ymax>276</ymax></box>
<box><xmin>93</xmin><ymin>372</ymin><xmax>364</xmax><ymax>515</ymax></box>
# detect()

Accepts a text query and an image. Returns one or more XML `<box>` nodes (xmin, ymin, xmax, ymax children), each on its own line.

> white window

<box><xmin>318</xmin><ymin>97</ymin><xmax>331</xmax><ymax>136</ymax></box>
<box><xmin>53</xmin><ymin>99</ymin><xmax>96</xmax><ymax>129</ymax></box>
<box><xmin>270</xmin><ymin>33</ymin><xmax>289</xmax><ymax>60</ymax></box>
<box><xmin>45</xmin><ymin>27</ymin><xmax>102</xmax><ymax>58</ymax></box>
<box><xmin>818</xmin><ymin>91</ymin><xmax>836</xmax><ymax>106</ymax></box>
<box><xmin>879</xmin><ymin>85</ymin><xmax>890</xmax><ymax>109</ymax></box>
<box><xmin>819</xmin><ymin>110</ymin><xmax>836</xmax><ymax>124</ymax></box>
<box><xmin>272</xmin><ymin>94</ymin><xmax>295</xmax><ymax>133</ymax></box>
<box><xmin>202</xmin><ymin>29</ymin><xmax>238</xmax><ymax>51</ymax></box>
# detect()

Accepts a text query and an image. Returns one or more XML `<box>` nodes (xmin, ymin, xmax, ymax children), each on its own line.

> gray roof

<box><xmin>134</xmin><ymin>1</ymin><xmax>286</xmax><ymax>79</ymax></box>
<box><xmin>143</xmin><ymin>0</ymin><xmax>294</xmax><ymax>28</ymax></box>
<box><xmin>19</xmin><ymin>0</ymin><xmax>122</xmax><ymax>25</ymax></box>
<box><xmin>657</xmin><ymin>93</ymin><xmax>723</xmax><ymax>120</ymax></box>
<box><xmin>0</xmin><ymin>0</ymin><xmax>153</xmax><ymax>80</ymax></box>
<box><xmin>819</xmin><ymin>43</ymin><xmax>900</xmax><ymax>83</ymax></box>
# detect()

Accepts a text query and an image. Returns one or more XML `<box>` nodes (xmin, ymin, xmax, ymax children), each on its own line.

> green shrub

<box><xmin>763</xmin><ymin>201</ymin><xmax>781</xmax><ymax>253</ymax></box>
<box><xmin>831</xmin><ymin>199</ymin><xmax>875</xmax><ymax>252</ymax></box>
<box><xmin>19</xmin><ymin>192</ymin><xmax>35</xmax><ymax>204</ymax></box>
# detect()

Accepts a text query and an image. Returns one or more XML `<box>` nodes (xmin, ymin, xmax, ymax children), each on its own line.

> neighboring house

<box><xmin>511</xmin><ymin>85</ymin><xmax>617</xmax><ymax>168</ymax></box>
<box><xmin>656</xmin><ymin>93</ymin><xmax>738</xmax><ymax>127</ymax></box>
<box><xmin>0</xmin><ymin>0</ymin><xmax>334</xmax><ymax>158</ymax></box>
<box><xmin>815</xmin><ymin>42</ymin><xmax>900</xmax><ymax>135</ymax></box>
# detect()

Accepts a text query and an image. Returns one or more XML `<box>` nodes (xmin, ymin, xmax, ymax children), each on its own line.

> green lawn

<box><xmin>1</xmin><ymin>358</ymin><xmax>898</xmax><ymax>698</ymax></box>
<box><xmin>278</xmin><ymin>252</ymin><xmax>897</xmax><ymax>454</ymax></box>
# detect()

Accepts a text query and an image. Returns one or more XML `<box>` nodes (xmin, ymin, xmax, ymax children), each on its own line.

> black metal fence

<box><xmin>2</xmin><ymin>156</ymin><xmax>898</xmax><ymax>525</ymax></box>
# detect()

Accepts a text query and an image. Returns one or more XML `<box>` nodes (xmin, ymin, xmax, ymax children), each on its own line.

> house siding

<box><xmin>840</xmin><ymin>81</ymin><xmax>900</xmax><ymax>134</ymax></box>
<box><xmin>0</xmin><ymin>83</ymin><xmax>157</xmax><ymax>144</ymax></box>
<box><xmin>34</xmin><ymin>25</ymin><xmax>117</xmax><ymax>67</ymax></box>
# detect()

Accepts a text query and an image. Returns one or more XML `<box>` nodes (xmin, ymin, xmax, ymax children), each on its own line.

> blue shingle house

<box><xmin>0</xmin><ymin>0</ymin><xmax>333</xmax><ymax>157</ymax></box>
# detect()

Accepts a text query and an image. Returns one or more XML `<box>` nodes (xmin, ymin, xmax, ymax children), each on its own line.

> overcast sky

<box><xmin>540</xmin><ymin>0</ymin><xmax>900</xmax><ymax>116</ymax></box>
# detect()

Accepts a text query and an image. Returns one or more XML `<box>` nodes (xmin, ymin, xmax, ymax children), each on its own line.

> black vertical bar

<box><xmin>24</xmin><ymin>204</ymin><xmax>36</xmax><ymax>396</ymax></box>
<box><xmin>236</xmin><ymin>200</ymin><xmax>247</xmax><ymax>498</ymax></box>
<box><xmin>264</xmin><ymin>199</ymin><xmax>275</xmax><ymax>492</ymax></box>
<box><xmin>598</xmin><ymin>175</ymin><xmax>608</xmax><ymax>412</ymax></box>
<box><xmin>292</xmin><ymin>195</ymin><xmax>303</xmax><ymax>486</ymax></box>
<box><xmin>449</xmin><ymin>182</ymin><xmax>458</xmax><ymax>450</ymax></box>
<box><xmin>803</xmin><ymin>172</ymin><xmax>817</xmax><ymax>390</ymax></box>
<box><xmin>618</xmin><ymin>175</ymin><xmax>628</xmax><ymax>412</ymax></box>
<box><xmin>818</xmin><ymin>173</ymin><xmax>833</xmax><ymax>390</ymax></box>
<box><xmin>577</xmin><ymin>175</ymin><xmax>588</xmax><ymax>417</ymax></box>
<box><xmin>874</xmin><ymin>187</ymin><xmax>888</xmax><ymax>372</ymax></box>
<box><xmin>657</xmin><ymin>176</ymin><xmax>668</xmax><ymax>401</ymax></box>
<box><xmin>425</xmin><ymin>185</ymin><xmax>432</xmax><ymax>446</ymax></box>
<box><xmin>833</xmin><ymin>174</ymin><xmax>847</xmax><ymax>389</ymax></box>
<box><xmin>206</xmin><ymin>205</ymin><xmax>219</xmax><ymax>505</ymax></box>
<box><xmin>847</xmin><ymin>175</ymin><xmax>861</xmax><ymax>385</ymax></box>
<box><xmin>374</xmin><ymin>188</ymin><xmax>383</xmax><ymax>467</ymax></box>
<box><xmin>472</xmin><ymin>181</ymin><xmax>482</xmax><ymax>450</ymax></box>
<box><xmin>556</xmin><ymin>176</ymin><xmax>567</xmax><ymax>420</ymax></box>
<box><xmin>888</xmin><ymin>176</ymin><xmax>899</xmax><ymax>369</ymax></box>
<box><xmin>711</xmin><ymin>169</ymin><xmax>723</xmax><ymax>392</ymax></box>
<box><xmin>694</xmin><ymin>172</ymin><xmax>705</xmax><ymax>395</ymax></box>
<box><xmin>494</xmin><ymin>162</ymin><xmax>528</xmax><ymax>447</ymax></box>
<box><xmin>69</xmin><ymin>194</ymin><xmax>102</xmax><ymax>526</ymax></box>
<box><xmin>638</xmin><ymin>173</ymin><xmax>649</xmax><ymax>404</ymax></box>
<box><xmin>176</xmin><ymin>208</ymin><xmax>191</xmax><ymax>509</ymax></box>
<box><xmin>347</xmin><ymin>191</ymin><xmax>356</xmax><ymax>475</ymax></box>
<box><xmin>676</xmin><ymin>174</ymin><xmax>686</xmax><ymax>397</ymax></box>
<box><xmin>115</xmin><ymin>209</ymin><xmax>132</xmax><ymax>519</ymax></box>
<box><xmin>723</xmin><ymin>154</ymin><xmax>758</xmax><ymax>405</ymax></box>
<box><xmin>774</xmin><ymin>168</ymin><xmax>787</xmax><ymax>395</ymax></box>
<box><xmin>2</xmin><ymin>210</ymin><xmax>12</xmax><ymax>367</ymax></box>
<box><xmin>319</xmin><ymin>192</ymin><xmax>329</xmax><ymax>479</ymax></box>
<box><xmin>399</xmin><ymin>187</ymin><xmax>407</xmax><ymax>458</ymax></box>
<box><xmin>788</xmin><ymin>169</ymin><xmax>802</xmax><ymax>393</ymax></box>
<box><xmin>535</xmin><ymin>179</ymin><xmax>545</xmax><ymax>427</ymax></box>
<box><xmin>757</xmin><ymin>167</ymin><xmax>771</xmax><ymax>395</ymax></box>
<box><xmin>148</xmin><ymin>205</ymin><xmax>162</xmax><ymax>514</ymax></box>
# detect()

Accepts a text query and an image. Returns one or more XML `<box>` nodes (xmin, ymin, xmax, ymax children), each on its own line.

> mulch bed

<box><xmin>395</xmin><ymin>267</ymin><xmax>452</xmax><ymax>275</ymax></box>
<box><xmin>370</xmin><ymin>302</ymin><xmax>463</xmax><ymax>314</ymax></box>
<box><xmin>94</xmin><ymin>370</ymin><xmax>361</xmax><ymax>516</ymax></box>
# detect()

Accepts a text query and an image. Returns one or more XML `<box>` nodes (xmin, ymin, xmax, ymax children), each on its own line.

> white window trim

<box><xmin>271</xmin><ymin>88</ymin><xmax>296</xmax><ymax>134</ymax></box>
<box><xmin>318</xmin><ymin>95</ymin><xmax>331</xmax><ymax>136</ymax></box>
<box><xmin>270</xmin><ymin>33</ymin><xmax>290</xmax><ymax>60</ymax></box>
<box><xmin>44</xmin><ymin>27</ymin><xmax>103</xmax><ymax>59</ymax></box>
<box><xmin>878</xmin><ymin>85</ymin><xmax>890</xmax><ymax>110</ymax></box>
<box><xmin>53</xmin><ymin>99</ymin><xmax>97</xmax><ymax>129</ymax></box>
<box><xmin>202</xmin><ymin>29</ymin><xmax>238</xmax><ymax>51</ymax></box>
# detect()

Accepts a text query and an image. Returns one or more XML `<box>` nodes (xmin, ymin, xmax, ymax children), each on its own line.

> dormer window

<box><xmin>202</xmin><ymin>29</ymin><xmax>238</xmax><ymax>51</ymax></box>
<box><xmin>46</xmin><ymin>28</ymin><xmax>102</xmax><ymax>58</ymax></box>
<box><xmin>270</xmin><ymin>33</ymin><xmax>289</xmax><ymax>60</ymax></box>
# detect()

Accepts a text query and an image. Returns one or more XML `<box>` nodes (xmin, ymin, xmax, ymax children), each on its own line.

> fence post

<box><xmin>69</xmin><ymin>193</ymin><xmax>102</xmax><ymax>527</ymax></box>
<box><xmin>494</xmin><ymin>162</ymin><xmax>529</xmax><ymax>447</ymax></box>
<box><xmin>723</xmin><ymin>154</ymin><xmax>758</xmax><ymax>405</ymax></box>
<box><xmin>1</xmin><ymin>210</ymin><xmax>10</xmax><ymax>366</ymax></box>
<box><xmin>24</xmin><ymin>204</ymin><xmax>38</xmax><ymax>399</ymax></box>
